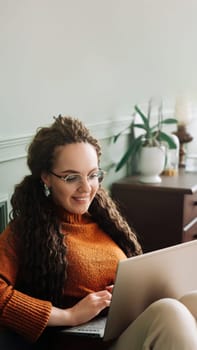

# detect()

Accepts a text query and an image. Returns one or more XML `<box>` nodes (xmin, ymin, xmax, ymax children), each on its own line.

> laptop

<box><xmin>61</xmin><ymin>239</ymin><xmax>197</xmax><ymax>341</ymax></box>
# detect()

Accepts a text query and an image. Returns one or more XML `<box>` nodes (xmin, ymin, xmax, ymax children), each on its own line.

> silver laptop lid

<box><xmin>104</xmin><ymin>240</ymin><xmax>197</xmax><ymax>341</ymax></box>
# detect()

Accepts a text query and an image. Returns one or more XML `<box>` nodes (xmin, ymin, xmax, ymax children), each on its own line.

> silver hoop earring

<box><xmin>44</xmin><ymin>183</ymin><xmax>50</xmax><ymax>197</ymax></box>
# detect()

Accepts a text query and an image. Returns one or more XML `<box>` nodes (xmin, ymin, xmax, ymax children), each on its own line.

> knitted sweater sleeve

<box><xmin>0</xmin><ymin>227</ymin><xmax>52</xmax><ymax>343</ymax></box>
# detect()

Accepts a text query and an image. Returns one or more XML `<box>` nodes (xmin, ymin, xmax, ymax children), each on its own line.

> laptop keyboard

<box><xmin>63</xmin><ymin>316</ymin><xmax>107</xmax><ymax>336</ymax></box>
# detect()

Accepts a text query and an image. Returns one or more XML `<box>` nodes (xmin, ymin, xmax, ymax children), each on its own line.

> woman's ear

<box><xmin>41</xmin><ymin>172</ymin><xmax>51</xmax><ymax>187</ymax></box>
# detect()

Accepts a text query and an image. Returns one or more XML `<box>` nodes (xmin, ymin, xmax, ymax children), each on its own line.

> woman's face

<box><xmin>42</xmin><ymin>142</ymin><xmax>100</xmax><ymax>215</ymax></box>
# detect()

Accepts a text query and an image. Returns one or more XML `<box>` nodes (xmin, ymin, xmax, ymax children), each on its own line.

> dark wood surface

<box><xmin>112</xmin><ymin>170</ymin><xmax>197</xmax><ymax>194</ymax></box>
<box><xmin>111</xmin><ymin>170</ymin><xmax>197</xmax><ymax>253</ymax></box>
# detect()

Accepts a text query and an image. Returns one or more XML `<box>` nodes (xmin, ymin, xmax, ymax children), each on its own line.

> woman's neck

<box><xmin>56</xmin><ymin>205</ymin><xmax>92</xmax><ymax>224</ymax></box>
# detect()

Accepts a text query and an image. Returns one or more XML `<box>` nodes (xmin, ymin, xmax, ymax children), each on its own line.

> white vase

<box><xmin>138</xmin><ymin>146</ymin><xmax>166</xmax><ymax>183</ymax></box>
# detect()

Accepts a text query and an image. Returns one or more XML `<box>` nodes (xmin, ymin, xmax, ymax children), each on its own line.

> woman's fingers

<box><xmin>105</xmin><ymin>284</ymin><xmax>114</xmax><ymax>293</ymax></box>
<box><xmin>70</xmin><ymin>290</ymin><xmax>112</xmax><ymax>326</ymax></box>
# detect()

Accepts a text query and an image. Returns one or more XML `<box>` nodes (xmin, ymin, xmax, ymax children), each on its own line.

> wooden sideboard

<box><xmin>111</xmin><ymin>171</ymin><xmax>197</xmax><ymax>253</ymax></box>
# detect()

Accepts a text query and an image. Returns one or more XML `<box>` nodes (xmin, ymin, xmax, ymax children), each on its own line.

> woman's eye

<box><xmin>64</xmin><ymin>175</ymin><xmax>80</xmax><ymax>182</ymax></box>
<box><xmin>89</xmin><ymin>172</ymin><xmax>99</xmax><ymax>179</ymax></box>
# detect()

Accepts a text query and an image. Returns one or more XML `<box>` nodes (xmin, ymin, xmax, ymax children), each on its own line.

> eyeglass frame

<box><xmin>49</xmin><ymin>168</ymin><xmax>105</xmax><ymax>184</ymax></box>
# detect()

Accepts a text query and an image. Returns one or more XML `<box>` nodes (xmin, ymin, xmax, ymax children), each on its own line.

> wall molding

<box><xmin>0</xmin><ymin>107</ymin><xmax>179</xmax><ymax>164</ymax></box>
<box><xmin>0</xmin><ymin>135</ymin><xmax>33</xmax><ymax>163</ymax></box>
<box><xmin>0</xmin><ymin>117</ymin><xmax>132</xmax><ymax>164</ymax></box>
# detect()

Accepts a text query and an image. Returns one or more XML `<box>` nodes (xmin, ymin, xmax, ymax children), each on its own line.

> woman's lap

<box><xmin>0</xmin><ymin>330</ymin><xmax>34</xmax><ymax>350</ymax></box>
<box><xmin>2</xmin><ymin>294</ymin><xmax>197</xmax><ymax>350</ymax></box>
<box><xmin>0</xmin><ymin>329</ymin><xmax>110</xmax><ymax>350</ymax></box>
<box><xmin>111</xmin><ymin>297</ymin><xmax>197</xmax><ymax>350</ymax></box>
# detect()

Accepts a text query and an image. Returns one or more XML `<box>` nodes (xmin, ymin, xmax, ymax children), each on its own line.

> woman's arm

<box><xmin>0</xmin><ymin>228</ymin><xmax>52</xmax><ymax>342</ymax></box>
<box><xmin>0</xmin><ymin>227</ymin><xmax>112</xmax><ymax>341</ymax></box>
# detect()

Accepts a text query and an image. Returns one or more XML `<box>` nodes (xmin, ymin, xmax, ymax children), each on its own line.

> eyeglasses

<box><xmin>49</xmin><ymin>169</ymin><xmax>105</xmax><ymax>184</ymax></box>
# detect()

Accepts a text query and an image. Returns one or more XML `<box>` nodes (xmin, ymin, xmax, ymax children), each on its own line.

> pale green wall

<box><xmin>1</xmin><ymin>0</ymin><xmax>197</xmax><ymax>218</ymax></box>
<box><xmin>1</xmin><ymin>0</ymin><xmax>197</xmax><ymax>138</ymax></box>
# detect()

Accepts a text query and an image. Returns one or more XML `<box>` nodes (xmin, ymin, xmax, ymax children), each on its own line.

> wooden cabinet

<box><xmin>111</xmin><ymin>171</ymin><xmax>197</xmax><ymax>253</ymax></box>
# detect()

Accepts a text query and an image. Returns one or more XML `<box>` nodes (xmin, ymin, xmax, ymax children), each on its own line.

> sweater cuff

<box><xmin>3</xmin><ymin>290</ymin><xmax>52</xmax><ymax>342</ymax></box>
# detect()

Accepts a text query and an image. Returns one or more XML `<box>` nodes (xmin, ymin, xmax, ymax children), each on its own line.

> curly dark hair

<box><xmin>9</xmin><ymin>115</ymin><xmax>142</xmax><ymax>306</ymax></box>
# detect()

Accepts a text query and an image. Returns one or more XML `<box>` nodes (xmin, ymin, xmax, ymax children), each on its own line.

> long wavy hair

<box><xmin>10</xmin><ymin>116</ymin><xmax>142</xmax><ymax>306</ymax></box>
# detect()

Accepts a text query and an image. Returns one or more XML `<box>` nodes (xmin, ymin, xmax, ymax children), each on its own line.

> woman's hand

<box><xmin>68</xmin><ymin>289</ymin><xmax>112</xmax><ymax>326</ymax></box>
<box><xmin>48</xmin><ymin>289</ymin><xmax>112</xmax><ymax>327</ymax></box>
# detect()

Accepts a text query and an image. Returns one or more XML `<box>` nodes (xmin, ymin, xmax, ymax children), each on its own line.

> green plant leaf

<box><xmin>115</xmin><ymin>148</ymin><xmax>132</xmax><ymax>172</ymax></box>
<box><xmin>158</xmin><ymin>131</ymin><xmax>177</xmax><ymax>149</ymax></box>
<box><xmin>160</xmin><ymin>118</ymin><xmax>177</xmax><ymax>125</ymax></box>
<box><xmin>113</xmin><ymin>131</ymin><xmax>123</xmax><ymax>143</ymax></box>
<box><xmin>113</xmin><ymin>102</ymin><xmax>178</xmax><ymax>173</ymax></box>
<box><xmin>134</xmin><ymin>105</ymin><xmax>149</xmax><ymax>130</ymax></box>
<box><xmin>151</xmin><ymin>118</ymin><xmax>177</xmax><ymax>132</ymax></box>
<box><xmin>133</xmin><ymin>123</ymin><xmax>148</xmax><ymax>131</ymax></box>
<box><xmin>115</xmin><ymin>135</ymin><xmax>143</xmax><ymax>171</ymax></box>
<box><xmin>112</xmin><ymin>124</ymin><xmax>132</xmax><ymax>143</ymax></box>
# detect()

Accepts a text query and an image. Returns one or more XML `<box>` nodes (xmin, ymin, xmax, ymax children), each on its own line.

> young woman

<box><xmin>0</xmin><ymin>116</ymin><xmax>197</xmax><ymax>350</ymax></box>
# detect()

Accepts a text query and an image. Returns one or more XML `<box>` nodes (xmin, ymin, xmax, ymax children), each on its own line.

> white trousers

<box><xmin>110</xmin><ymin>292</ymin><xmax>197</xmax><ymax>350</ymax></box>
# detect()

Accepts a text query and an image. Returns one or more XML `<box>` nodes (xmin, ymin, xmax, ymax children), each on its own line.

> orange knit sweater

<box><xmin>0</xmin><ymin>211</ymin><xmax>126</xmax><ymax>342</ymax></box>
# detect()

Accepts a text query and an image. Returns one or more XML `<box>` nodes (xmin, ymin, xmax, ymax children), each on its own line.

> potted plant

<box><xmin>113</xmin><ymin>99</ymin><xmax>178</xmax><ymax>183</ymax></box>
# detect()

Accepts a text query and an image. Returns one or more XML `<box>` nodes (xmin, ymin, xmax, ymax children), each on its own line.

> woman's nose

<box><xmin>78</xmin><ymin>177</ymin><xmax>92</xmax><ymax>192</ymax></box>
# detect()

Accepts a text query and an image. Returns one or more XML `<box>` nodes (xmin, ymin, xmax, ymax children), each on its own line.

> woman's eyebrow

<box><xmin>59</xmin><ymin>167</ymin><xmax>99</xmax><ymax>174</ymax></box>
<box><xmin>60</xmin><ymin>170</ymin><xmax>80</xmax><ymax>174</ymax></box>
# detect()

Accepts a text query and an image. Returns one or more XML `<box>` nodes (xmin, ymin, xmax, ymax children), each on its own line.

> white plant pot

<box><xmin>138</xmin><ymin>146</ymin><xmax>166</xmax><ymax>183</ymax></box>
